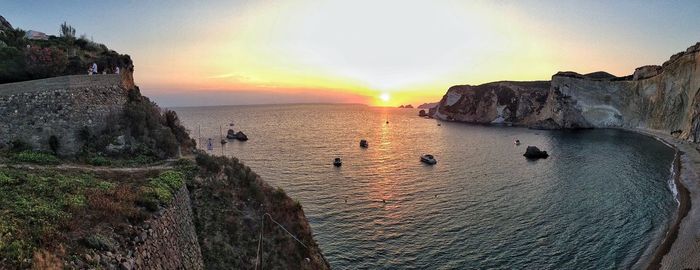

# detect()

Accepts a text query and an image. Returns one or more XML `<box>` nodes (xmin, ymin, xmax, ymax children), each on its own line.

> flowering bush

<box><xmin>24</xmin><ymin>46</ymin><xmax>67</xmax><ymax>78</ymax></box>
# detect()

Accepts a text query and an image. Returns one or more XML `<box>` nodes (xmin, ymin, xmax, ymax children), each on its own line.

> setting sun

<box><xmin>379</xmin><ymin>93</ymin><xmax>391</xmax><ymax>102</ymax></box>
<box><xmin>2</xmin><ymin>2</ymin><xmax>700</xmax><ymax>269</ymax></box>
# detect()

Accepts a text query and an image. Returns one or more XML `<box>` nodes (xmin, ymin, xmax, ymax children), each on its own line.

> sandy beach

<box><xmin>625</xmin><ymin>128</ymin><xmax>700</xmax><ymax>269</ymax></box>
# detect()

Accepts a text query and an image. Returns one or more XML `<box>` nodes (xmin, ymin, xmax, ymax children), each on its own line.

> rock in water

<box><xmin>234</xmin><ymin>131</ymin><xmax>248</xmax><ymax>141</ymax></box>
<box><xmin>226</xmin><ymin>129</ymin><xmax>236</xmax><ymax>139</ymax></box>
<box><xmin>418</xmin><ymin>110</ymin><xmax>428</xmax><ymax>117</ymax></box>
<box><xmin>523</xmin><ymin>146</ymin><xmax>549</xmax><ymax>159</ymax></box>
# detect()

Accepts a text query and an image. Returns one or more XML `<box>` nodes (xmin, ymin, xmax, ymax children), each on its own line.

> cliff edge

<box><xmin>434</xmin><ymin>42</ymin><xmax>700</xmax><ymax>141</ymax></box>
<box><xmin>0</xmin><ymin>15</ymin><xmax>329</xmax><ymax>269</ymax></box>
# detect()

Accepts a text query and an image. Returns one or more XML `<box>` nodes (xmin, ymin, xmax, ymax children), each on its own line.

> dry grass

<box><xmin>31</xmin><ymin>246</ymin><xmax>64</xmax><ymax>270</ymax></box>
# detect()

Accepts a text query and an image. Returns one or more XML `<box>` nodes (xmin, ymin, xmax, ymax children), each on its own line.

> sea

<box><xmin>173</xmin><ymin>103</ymin><xmax>677</xmax><ymax>269</ymax></box>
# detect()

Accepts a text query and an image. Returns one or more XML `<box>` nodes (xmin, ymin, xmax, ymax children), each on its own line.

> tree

<box><xmin>59</xmin><ymin>22</ymin><xmax>75</xmax><ymax>39</ymax></box>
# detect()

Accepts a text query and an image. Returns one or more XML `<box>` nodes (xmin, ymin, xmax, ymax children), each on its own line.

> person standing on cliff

<box><xmin>91</xmin><ymin>62</ymin><xmax>98</xmax><ymax>74</ymax></box>
<box><xmin>115</xmin><ymin>66</ymin><xmax>120</xmax><ymax>74</ymax></box>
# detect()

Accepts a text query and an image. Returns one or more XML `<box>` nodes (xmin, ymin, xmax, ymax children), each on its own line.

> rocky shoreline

<box><xmin>626</xmin><ymin>128</ymin><xmax>698</xmax><ymax>269</ymax></box>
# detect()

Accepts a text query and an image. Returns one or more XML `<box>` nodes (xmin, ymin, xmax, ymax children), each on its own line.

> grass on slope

<box><xmin>0</xmin><ymin>166</ymin><xmax>187</xmax><ymax>269</ymax></box>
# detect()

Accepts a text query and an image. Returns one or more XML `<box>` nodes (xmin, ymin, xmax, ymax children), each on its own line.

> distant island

<box><xmin>398</xmin><ymin>104</ymin><xmax>413</xmax><ymax>108</ymax></box>
<box><xmin>0</xmin><ymin>16</ymin><xmax>328</xmax><ymax>270</ymax></box>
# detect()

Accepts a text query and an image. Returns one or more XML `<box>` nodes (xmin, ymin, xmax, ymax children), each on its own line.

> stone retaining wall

<box><xmin>132</xmin><ymin>186</ymin><xmax>204</xmax><ymax>269</ymax></box>
<box><xmin>0</xmin><ymin>74</ymin><xmax>129</xmax><ymax>155</ymax></box>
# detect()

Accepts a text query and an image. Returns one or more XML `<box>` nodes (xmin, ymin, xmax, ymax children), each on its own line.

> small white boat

<box><xmin>360</xmin><ymin>139</ymin><xmax>369</xmax><ymax>148</ymax></box>
<box><xmin>420</xmin><ymin>154</ymin><xmax>437</xmax><ymax>165</ymax></box>
<box><xmin>333</xmin><ymin>157</ymin><xmax>342</xmax><ymax>167</ymax></box>
<box><xmin>514</xmin><ymin>139</ymin><xmax>521</xmax><ymax>145</ymax></box>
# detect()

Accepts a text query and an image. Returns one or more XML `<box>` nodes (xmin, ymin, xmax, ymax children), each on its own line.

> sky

<box><xmin>2</xmin><ymin>0</ymin><xmax>699</xmax><ymax>107</ymax></box>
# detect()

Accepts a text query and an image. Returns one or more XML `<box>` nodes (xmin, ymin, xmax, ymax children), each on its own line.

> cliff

<box><xmin>434</xmin><ymin>42</ymin><xmax>700</xmax><ymax>140</ymax></box>
<box><xmin>417</xmin><ymin>102</ymin><xmax>439</xmax><ymax>109</ymax></box>
<box><xmin>189</xmin><ymin>154</ymin><xmax>330</xmax><ymax>269</ymax></box>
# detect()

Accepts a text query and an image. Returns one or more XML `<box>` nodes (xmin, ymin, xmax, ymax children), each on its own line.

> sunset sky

<box><xmin>3</xmin><ymin>0</ymin><xmax>699</xmax><ymax>107</ymax></box>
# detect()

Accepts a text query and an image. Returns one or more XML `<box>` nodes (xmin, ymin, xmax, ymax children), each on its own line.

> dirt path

<box><xmin>1</xmin><ymin>163</ymin><xmax>172</xmax><ymax>172</ymax></box>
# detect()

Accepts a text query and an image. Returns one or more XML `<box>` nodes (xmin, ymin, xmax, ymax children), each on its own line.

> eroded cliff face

<box><xmin>434</xmin><ymin>42</ymin><xmax>700</xmax><ymax>140</ymax></box>
<box><xmin>434</xmin><ymin>81</ymin><xmax>550</xmax><ymax>125</ymax></box>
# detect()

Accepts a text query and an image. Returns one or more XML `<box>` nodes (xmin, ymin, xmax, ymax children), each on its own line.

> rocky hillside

<box><xmin>0</xmin><ymin>15</ymin><xmax>329</xmax><ymax>269</ymax></box>
<box><xmin>434</xmin><ymin>42</ymin><xmax>700</xmax><ymax>141</ymax></box>
<box><xmin>189</xmin><ymin>154</ymin><xmax>330</xmax><ymax>270</ymax></box>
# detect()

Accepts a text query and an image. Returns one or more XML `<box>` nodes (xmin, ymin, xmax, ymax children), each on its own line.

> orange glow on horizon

<box><xmin>126</xmin><ymin>0</ymin><xmax>674</xmax><ymax>107</ymax></box>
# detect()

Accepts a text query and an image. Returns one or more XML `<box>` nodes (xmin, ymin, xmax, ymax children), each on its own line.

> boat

<box><xmin>420</xmin><ymin>154</ymin><xmax>437</xmax><ymax>165</ymax></box>
<box><xmin>333</xmin><ymin>157</ymin><xmax>342</xmax><ymax>167</ymax></box>
<box><xmin>360</xmin><ymin>139</ymin><xmax>368</xmax><ymax>148</ymax></box>
<box><xmin>219</xmin><ymin>125</ymin><xmax>227</xmax><ymax>144</ymax></box>
<box><xmin>514</xmin><ymin>139</ymin><xmax>521</xmax><ymax>145</ymax></box>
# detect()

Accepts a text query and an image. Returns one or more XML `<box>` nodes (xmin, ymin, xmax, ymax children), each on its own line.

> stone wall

<box><xmin>0</xmin><ymin>74</ymin><xmax>130</xmax><ymax>155</ymax></box>
<box><xmin>132</xmin><ymin>186</ymin><xmax>204</xmax><ymax>270</ymax></box>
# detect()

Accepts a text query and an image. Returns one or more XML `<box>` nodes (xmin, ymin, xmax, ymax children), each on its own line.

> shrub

<box><xmin>248</xmin><ymin>182</ymin><xmax>263</xmax><ymax>202</ymax></box>
<box><xmin>175</xmin><ymin>158</ymin><xmax>198</xmax><ymax>183</ymax></box>
<box><xmin>87</xmin><ymin>156</ymin><xmax>111</xmax><ymax>166</ymax></box>
<box><xmin>65</xmin><ymin>194</ymin><xmax>86</xmax><ymax>208</ymax></box>
<box><xmin>96</xmin><ymin>181</ymin><xmax>115</xmax><ymax>191</ymax></box>
<box><xmin>125</xmin><ymin>155</ymin><xmax>154</xmax><ymax>166</ymax></box>
<box><xmin>13</xmin><ymin>151</ymin><xmax>60</xmax><ymax>165</ymax></box>
<box><xmin>272</xmin><ymin>187</ymin><xmax>286</xmax><ymax>202</ymax></box>
<box><xmin>9</xmin><ymin>139</ymin><xmax>32</xmax><ymax>153</ymax></box>
<box><xmin>82</xmin><ymin>234</ymin><xmax>116</xmax><ymax>251</ymax></box>
<box><xmin>139</xmin><ymin>171</ymin><xmax>184</xmax><ymax>211</ymax></box>
<box><xmin>0</xmin><ymin>47</ymin><xmax>29</xmax><ymax>83</ymax></box>
<box><xmin>24</xmin><ymin>46</ymin><xmax>68</xmax><ymax>79</ymax></box>
<box><xmin>0</xmin><ymin>172</ymin><xmax>12</xmax><ymax>185</ymax></box>
<box><xmin>196</xmin><ymin>152</ymin><xmax>222</xmax><ymax>173</ymax></box>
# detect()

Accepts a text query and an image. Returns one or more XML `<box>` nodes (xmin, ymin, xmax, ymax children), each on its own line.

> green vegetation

<box><xmin>175</xmin><ymin>158</ymin><xmax>199</xmax><ymax>185</ymax></box>
<box><xmin>0</xmin><ymin>169</ymin><xmax>99</xmax><ymax>266</ymax></box>
<box><xmin>189</xmin><ymin>152</ymin><xmax>323</xmax><ymax>269</ymax></box>
<box><xmin>78</xmin><ymin>88</ymin><xmax>197</xmax><ymax>161</ymax></box>
<box><xmin>140</xmin><ymin>170</ymin><xmax>185</xmax><ymax>211</ymax></box>
<box><xmin>0</xmin><ymin>166</ymin><xmax>189</xmax><ymax>268</ymax></box>
<box><xmin>86</xmin><ymin>155</ymin><xmax>111</xmax><ymax>166</ymax></box>
<box><xmin>12</xmin><ymin>150</ymin><xmax>60</xmax><ymax>165</ymax></box>
<box><xmin>0</xmin><ymin>21</ymin><xmax>131</xmax><ymax>83</ymax></box>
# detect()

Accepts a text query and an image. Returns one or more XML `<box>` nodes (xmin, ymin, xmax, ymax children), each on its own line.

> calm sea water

<box><xmin>174</xmin><ymin>104</ymin><xmax>676</xmax><ymax>269</ymax></box>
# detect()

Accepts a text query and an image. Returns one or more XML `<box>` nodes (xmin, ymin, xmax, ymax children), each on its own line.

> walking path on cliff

<box><xmin>0</xmin><ymin>159</ymin><xmax>179</xmax><ymax>173</ymax></box>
